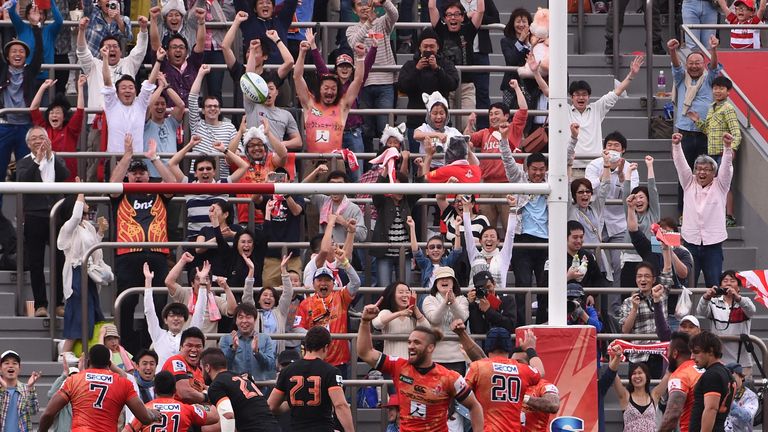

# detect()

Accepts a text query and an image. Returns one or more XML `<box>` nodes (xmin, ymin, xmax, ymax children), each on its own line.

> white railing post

<box><xmin>548</xmin><ymin>1</ymin><xmax>569</xmax><ymax>326</ymax></box>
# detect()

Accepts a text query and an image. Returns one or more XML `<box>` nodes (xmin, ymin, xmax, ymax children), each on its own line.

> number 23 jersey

<box><xmin>273</xmin><ymin>358</ymin><xmax>344</xmax><ymax>432</ymax></box>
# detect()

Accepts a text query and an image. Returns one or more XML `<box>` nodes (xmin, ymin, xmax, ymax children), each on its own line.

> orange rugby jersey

<box><xmin>465</xmin><ymin>356</ymin><xmax>541</xmax><ymax>432</ymax></box>
<box><xmin>295</xmin><ymin>288</ymin><xmax>353</xmax><ymax>366</ymax></box>
<box><xmin>59</xmin><ymin>368</ymin><xmax>138</xmax><ymax>432</ymax></box>
<box><xmin>127</xmin><ymin>397</ymin><xmax>208</xmax><ymax>432</ymax></box>
<box><xmin>522</xmin><ymin>379</ymin><xmax>559</xmax><ymax>432</ymax></box>
<box><xmin>161</xmin><ymin>354</ymin><xmax>206</xmax><ymax>401</ymax></box>
<box><xmin>376</xmin><ymin>354</ymin><xmax>471</xmax><ymax>432</ymax></box>
<box><xmin>668</xmin><ymin>359</ymin><xmax>705</xmax><ymax>432</ymax></box>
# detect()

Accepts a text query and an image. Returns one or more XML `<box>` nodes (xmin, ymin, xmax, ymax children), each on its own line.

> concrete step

<box><xmin>601</xmin><ymin>116</ymin><xmax>650</xmax><ymax>139</ymax></box>
<box><xmin>0</xmin><ymin>317</ymin><xmax>63</xmax><ymax>337</ymax></box>
<box><xmin>0</xmin><ymin>337</ymin><xmax>54</xmax><ymax>362</ymax></box>
<box><xmin>723</xmin><ymin>246</ymin><xmax>758</xmax><ymax>272</ymax></box>
<box><xmin>570</xmin><ymin>13</ymin><xmax>675</xmax><ymax>54</ymax></box>
<box><xmin>0</xmin><ymin>292</ymin><xmax>15</xmax><ymax>316</ymax></box>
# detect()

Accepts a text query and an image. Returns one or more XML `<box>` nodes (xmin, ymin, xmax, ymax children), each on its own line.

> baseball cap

<box><xmin>734</xmin><ymin>0</ymin><xmax>755</xmax><ymax>9</ymax></box>
<box><xmin>725</xmin><ymin>362</ymin><xmax>744</xmax><ymax>375</ymax></box>
<box><xmin>335</xmin><ymin>53</ymin><xmax>354</xmax><ymax>67</ymax></box>
<box><xmin>0</xmin><ymin>350</ymin><xmax>21</xmax><ymax>363</ymax></box>
<box><xmin>277</xmin><ymin>349</ymin><xmax>301</xmax><ymax>367</ymax></box>
<box><xmin>128</xmin><ymin>159</ymin><xmax>149</xmax><ymax>173</ymax></box>
<box><xmin>473</xmin><ymin>271</ymin><xmax>494</xmax><ymax>289</ymax></box>
<box><xmin>313</xmin><ymin>267</ymin><xmax>334</xmax><ymax>280</ymax></box>
<box><xmin>102</xmin><ymin>323</ymin><xmax>120</xmax><ymax>339</ymax></box>
<box><xmin>383</xmin><ymin>394</ymin><xmax>399</xmax><ymax>408</ymax></box>
<box><xmin>680</xmin><ymin>315</ymin><xmax>700</xmax><ymax>328</ymax></box>
<box><xmin>3</xmin><ymin>39</ymin><xmax>30</xmax><ymax>62</ymax></box>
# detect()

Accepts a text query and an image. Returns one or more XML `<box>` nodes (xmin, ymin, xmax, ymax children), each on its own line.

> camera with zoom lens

<box><xmin>108</xmin><ymin>0</ymin><xmax>118</xmax><ymax>10</ymax></box>
<box><xmin>713</xmin><ymin>286</ymin><xmax>727</xmax><ymax>296</ymax></box>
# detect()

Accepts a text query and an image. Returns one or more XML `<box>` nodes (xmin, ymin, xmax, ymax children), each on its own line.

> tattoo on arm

<box><xmin>659</xmin><ymin>391</ymin><xmax>686</xmax><ymax>431</ymax></box>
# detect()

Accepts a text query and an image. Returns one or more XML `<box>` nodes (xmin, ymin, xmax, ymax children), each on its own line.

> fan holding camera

<box><xmin>565</xmin><ymin>284</ymin><xmax>601</xmax><ymax>330</ymax></box>
<box><xmin>467</xmin><ymin>271</ymin><xmax>516</xmax><ymax>334</ymax></box>
<box><xmin>618</xmin><ymin>262</ymin><xmax>668</xmax><ymax>379</ymax></box>
<box><xmin>695</xmin><ymin>270</ymin><xmax>756</xmax><ymax>378</ymax></box>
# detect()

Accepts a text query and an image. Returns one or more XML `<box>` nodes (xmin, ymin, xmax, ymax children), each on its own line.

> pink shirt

<box><xmin>673</xmin><ymin>144</ymin><xmax>733</xmax><ymax>245</ymax></box>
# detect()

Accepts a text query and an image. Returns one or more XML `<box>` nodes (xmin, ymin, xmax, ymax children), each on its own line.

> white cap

<box><xmin>680</xmin><ymin>315</ymin><xmax>700</xmax><ymax>328</ymax></box>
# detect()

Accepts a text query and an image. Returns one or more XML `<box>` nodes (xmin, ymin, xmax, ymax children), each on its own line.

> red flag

<box><xmin>736</xmin><ymin>270</ymin><xmax>768</xmax><ymax>308</ymax></box>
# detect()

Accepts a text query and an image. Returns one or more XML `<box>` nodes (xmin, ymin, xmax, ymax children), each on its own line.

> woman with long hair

<box><xmin>372</xmin><ymin>282</ymin><xmax>428</xmax><ymax>360</ymax></box>
<box><xmin>612</xmin><ymin>359</ymin><xmax>663</xmax><ymax>431</ymax></box>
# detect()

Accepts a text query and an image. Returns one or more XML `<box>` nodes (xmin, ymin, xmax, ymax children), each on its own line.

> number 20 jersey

<box><xmin>465</xmin><ymin>357</ymin><xmax>541</xmax><ymax>432</ymax></box>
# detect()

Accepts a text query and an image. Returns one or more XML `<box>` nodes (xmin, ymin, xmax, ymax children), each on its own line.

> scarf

<box><xmin>319</xmin><ymin>196</ymin><xmax>350</xmax><ymax>225</ymax></box>
<box><xmin>672</xmin><ymin>71</ymin><xmax>707</xmax><ymax>116</ymax></box>
<box><xmin>369</xmin><ymin>147</ymin><xmax>400</xmax><ymax>183</ymax></box>
<box><xmin>609</xmin><ymin>339</ymin><xmax>670</xmax><ymax>361</ymax></box>
<box><xmin>133</xmin><ymin>371</ymin><xmax>154</xmax><ymax>403</ymax></box>
<box><xmin>188</xmin><ymin>289</ymin><xmax>222</xmax><ymax>322</ymax></box>
<box><xmin>271</xmin><ymin>194</ymin><xmax>285</xmax><ymax>218</ymax></box>
<box><xmin>331</xmin><ymin>149</ymin><xmax>359</xmax><ymax>171</ymax></box>
<box><xmin>118</xmin><ymin>346</ymin><xmax>134</xmax><ymax>372</ymax></box>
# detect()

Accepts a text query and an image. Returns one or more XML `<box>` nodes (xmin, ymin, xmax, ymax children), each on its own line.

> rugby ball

<box><xmin>240</xmin><ymin>72</ymin><xmax>268</xmax><ymax>104</ymax></box>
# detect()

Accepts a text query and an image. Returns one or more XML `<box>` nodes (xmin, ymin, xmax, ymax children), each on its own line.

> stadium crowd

<box><xmin>0</xmin><ymin>0</ymin><xmax>764</xmax><ymax>430</ymax></box>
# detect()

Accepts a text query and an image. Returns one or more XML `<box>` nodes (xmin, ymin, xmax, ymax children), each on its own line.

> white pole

<box><xmin>0</xmin><ymin>182</ymin><xmax>551</xmax><ymax>195</ymax></box>
<box><xmin>547</xmin><ymin>0</ymin><xmax>569</xmax><ymax>326</ymax></box>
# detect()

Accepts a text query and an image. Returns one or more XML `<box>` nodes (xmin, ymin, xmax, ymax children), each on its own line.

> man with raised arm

<box><xmin>109</xmin><ymin>135</ymin><xmax>177</xmax><ymax>354</ymax></box>
<box><xmin>39</xmin><ymin>344</ymin><xmax>161</xmax><ymax>431</ymax></box>
<box><xmin>294</xmin><ymin>40</ymin><xmax>366</xmax><ymax>154</ymax></box>
<box><xmin>357</xmin><ymin>302</ymin><xmax>484</xmax><ymax>431</ymax></box>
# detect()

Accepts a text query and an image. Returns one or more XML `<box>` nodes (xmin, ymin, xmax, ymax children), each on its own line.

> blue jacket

<box><xmin>414</xmin><ymin>247</ymin><xmax>463</xmax><ymax>288</ymax></box>
<box><xmin>219</xmin><ymin>332</ymin><xmax>276</xmax><ymax>381</ymax></box>
<box><xmin>9</xmin><ymin>0</ymin><xmax>62</xmax><ymax>80</ymax></box>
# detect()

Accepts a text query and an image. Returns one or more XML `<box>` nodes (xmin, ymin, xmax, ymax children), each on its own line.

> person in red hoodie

<box><xmin>29</xmin><ymin>74</ymin><xmax>87</xmax><ymax>182</ymax></box>
<box><xmin>465</xmin><ymin>78</ymin><xmax>528</xmax><ymax>231</ymax></box>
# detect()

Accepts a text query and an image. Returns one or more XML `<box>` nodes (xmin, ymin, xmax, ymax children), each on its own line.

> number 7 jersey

<box><xmin>59</xmin><ymin>368</ymin><xmax>138</xmax><ymax>432</ymax></box>
<box><xmin>464</xmin><ymin>357</ymin><xmax>541</xmax><ymax>432</ymax></box>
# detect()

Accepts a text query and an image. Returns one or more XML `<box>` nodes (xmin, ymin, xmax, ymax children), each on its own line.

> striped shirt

<box><xmin>188</xmin><ymin>91</ymin><xmax>236</xmax><ymax>179</ymax></box>
<box><xmin>345</xmin><ymin>0</ymin><xmax>398</xmax><ymax>86</ymax></box>
<box><xmin>727</xmin><ymin>13</ymin><xmax>761</xmax><ymax>49</ymax></box>
<box><xmin>385</xmin><ymin>208</ymin><xmax>407</xmax><ymax>257</ymax></box>
<box><xmin>183</xmin><ymin>177</ymin><xmax>233</xmax><ymax>239</ymax></box>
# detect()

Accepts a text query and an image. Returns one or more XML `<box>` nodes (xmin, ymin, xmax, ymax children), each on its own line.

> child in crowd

<box><xmin>685</xmin><ymin>75</ymin><xmax>741</xmax><ymax>226</ymax></box>
<box><xmin>717</xmin><ymin>0</ymin><xmax>766</xmax><ymax>49</ymax></box>
<box><xmin>99</xmin><ymin>324</ymin><xmax>134</xmax><ymax>372</ymax></box>
<box><xmin>407</xmin><ymin>215</ymin><xmax>463</xmax><ymax>290</ymax></box>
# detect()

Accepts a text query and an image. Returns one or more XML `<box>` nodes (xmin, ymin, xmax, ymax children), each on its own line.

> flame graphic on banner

<box><xmin>553</xmin><ymin>327</ymin><xmax>597</xmax><ymax>426</ymax></box>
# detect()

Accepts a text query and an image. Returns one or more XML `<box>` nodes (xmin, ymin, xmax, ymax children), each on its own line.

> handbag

<box><xmin>522</xmin><ymin>124</ymin><xmax>549</xmax><ymax>153</ymax></box>
<box><xmin>736</xmin><ymin>334</ymin><xmax>766</xmax><ymax>426</ymax></box>
<box><xmin>88</xmin><ymin>257</ymin><xmax>114</xmax><ymax>286</ymax></box>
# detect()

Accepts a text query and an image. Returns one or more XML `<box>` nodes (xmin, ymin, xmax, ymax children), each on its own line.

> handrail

<box><xmin>0</xmin><ymin>20</ymin><xmax>505</xmax><ymax>31</ymax></box>
<box><xmin>680</xmin><ymin>24</ymin><xmax>768</xmax><ymax>131</ymax></box>
<box><xmin>79</xmin><ymin>242</ymin><xmax>217</xmax><ymax>349</ymax></box>
<box><xmin>645</xmin><ymin>0</ymin><xmax>654</xmax><ymax>122</ymax></box>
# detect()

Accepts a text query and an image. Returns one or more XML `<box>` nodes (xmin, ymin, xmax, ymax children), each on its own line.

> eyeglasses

<box><xmin>695</xmin><ymin>167</ymin><xmax>714</xmax><ymax>172</ymax></box>
<box><xmin>196</xmin><ymin>166</ymin><xmax>214</xmax><ymax>171</ymax></box>
<box><xmin>169</xmin><ymin>44</ymin><xmax>187</xmax><ymax>50</ymax></box>
<box><xmin>576</xmin><ymin>190</ymin><xmax>592</xmax><ymax>195</ymax></box>
<box><xmin>204</xmin><ymin>104</ymin><xmax>220</xmax><ymax>109</ymax></box>
<box><xmin>445</xmin><ymin>12</ymin><xmax>462</xmax><ymax>18</ymax></box>
<box><xmin>427</xmin><ymin>244</ymin><xmax>443</xmax><ymax>250</ymax></box>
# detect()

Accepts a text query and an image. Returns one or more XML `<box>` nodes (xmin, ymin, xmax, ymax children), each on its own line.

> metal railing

<box><xmin>681</xmin><ymin>23</ymin><xmax>768</xmax><ymax>131</ymax></box>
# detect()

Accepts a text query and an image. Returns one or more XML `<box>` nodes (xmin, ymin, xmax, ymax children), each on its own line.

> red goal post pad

<box><xmin>515</xmin><ymin>325</ymin><xmax>599</xmax><ymax>432</ymax></box>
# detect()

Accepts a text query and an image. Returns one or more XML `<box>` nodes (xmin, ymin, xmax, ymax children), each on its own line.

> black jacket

<box><xmin>0</xmin><ymin>26</ymin><xmax>43</xmax><ymax>116</ymax></box>
<box><xmin>397</xmin><ymin>53</ymin><xmax>459</xmax><ymax>129</ymax></box>
<box><xmin>476</xmin><ymin>0</ymin><xmax>500</xmax><ymax>54</ymax></box>
<box><xmin>370</xmin><ymin>175</ymin><xmax>418</xmax><ymax>258</ymax></box>
<box><xmin>15</xmin><ymin>154</ymin><xmax>70</xmax><ymax>217</ymax></box>
<box><xmin>468</xmin><ymin>293</ymin><xmax>516</xmax><ymax>334</ymax></box>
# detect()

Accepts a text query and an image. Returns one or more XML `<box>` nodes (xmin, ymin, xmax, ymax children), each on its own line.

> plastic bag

<box><xmin>674</xmin><ymin>287</ymin><xmax>692</xmax><ymax>319</ymax></box>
